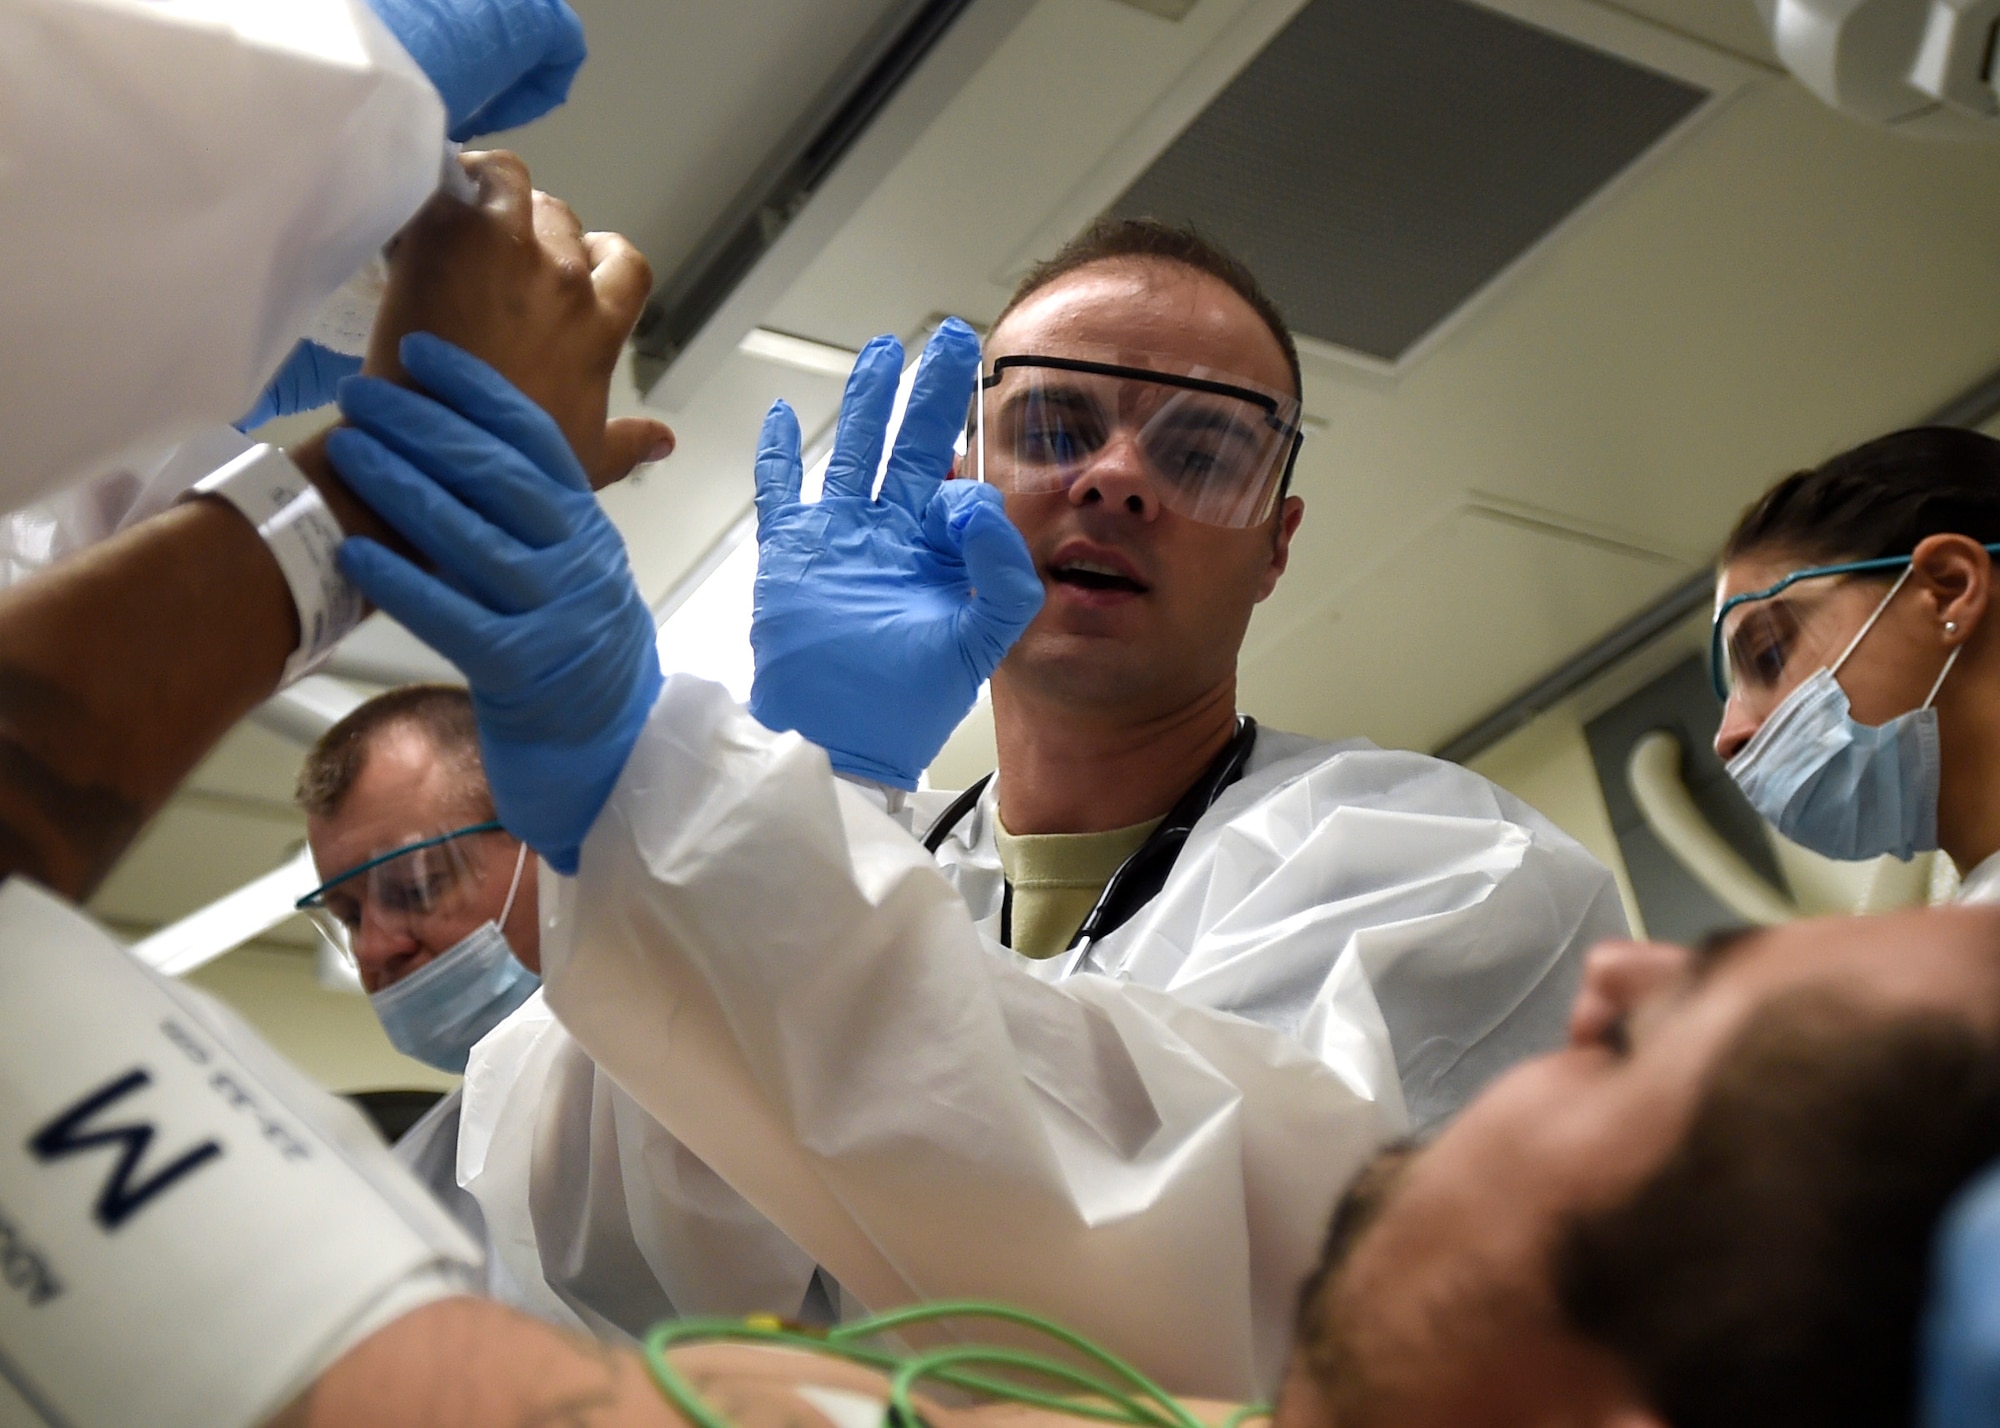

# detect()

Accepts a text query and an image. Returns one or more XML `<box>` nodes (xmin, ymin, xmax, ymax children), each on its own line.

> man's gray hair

<box><xmin>295</xmin><ymin>683</ymin><xmax>490</xmax><ymax>821</ymax></box>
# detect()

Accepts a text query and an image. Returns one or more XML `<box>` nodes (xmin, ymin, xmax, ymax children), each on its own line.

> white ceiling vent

<box><xmin>1110</xmin><ymin>0</ymin><xmax>1709</xmax><ymax>366</ymax></box>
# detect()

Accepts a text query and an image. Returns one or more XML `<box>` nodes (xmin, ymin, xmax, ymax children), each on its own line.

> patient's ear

<box><xmin>1269</xmin><ymin>1358</ymin><xmax>1331</xmax><ymax>1428</ymax></box>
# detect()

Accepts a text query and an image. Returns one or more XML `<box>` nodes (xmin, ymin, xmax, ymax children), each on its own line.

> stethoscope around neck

<box><xmin>921</xmin><ymin>717</ymin><xmax>1259</xmax><ymax>963</ymax></box>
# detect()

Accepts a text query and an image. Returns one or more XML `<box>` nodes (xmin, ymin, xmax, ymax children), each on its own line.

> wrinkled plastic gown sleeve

<box><xmin>521</xmin><ymin>676</ymin><xmax>1625</xmax><ymax>1399</ymax></box>
<box><xmin>0</xmin><ymin>881</ymin><xmax>480</xmax><ymax>1428</ymax></box>
<box><xmin>0</xmin><ymin>426</ymin><xmax>257</xmax><ymax>588</ymax></box>
<box><xmin>0</xmin><ymin>246</ymin><xmax>393</xmax><ymax>589</ymax></box>
<box><xmin>0</xmin><ymin>0</ymin><xmax>445</xmax><ymax>515</ymax></box>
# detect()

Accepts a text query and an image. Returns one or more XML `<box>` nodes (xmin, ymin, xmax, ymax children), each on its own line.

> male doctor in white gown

<box><xmin>358</xmin><ymin>219</ymin><xmax>1627</xmax><ymax>1396</ymax></box>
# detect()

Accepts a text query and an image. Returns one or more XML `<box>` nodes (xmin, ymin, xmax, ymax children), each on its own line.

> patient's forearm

<box><xmin>0</xmin><ymin>492</ymin><xmax>289</xmax><ymax>898</ymax></box>
<box><xmin>283</xmin><ymin>1298</ymin><xmax>682</xmax><ymax>1428</ymax></box>
<box><xmin>0</xmin><ymin>433</ymin><xmax>392</xmax><ymax>901</ymax></box>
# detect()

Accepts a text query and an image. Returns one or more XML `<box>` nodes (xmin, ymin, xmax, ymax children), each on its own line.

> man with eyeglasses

<box><xmin>296</xmin><ymin>684</ymin><xmax>539</xmax><ymax>1074</ymax></box>
<box><xmin>290</xmin><ymin>685</ymin><xmax>539</xmax><ymax>1267</ymax></box>
<box><xmin>340</xmin><ymin>217</ymin><xmax>1629</xmax><ymax>1390</ymax></box>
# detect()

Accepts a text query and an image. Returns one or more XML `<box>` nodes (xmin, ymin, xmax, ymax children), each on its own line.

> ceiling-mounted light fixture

<box><xmin>738</xmin><ymin>328</ymin><xmax>862</xmax><ymax>379</ymax></box>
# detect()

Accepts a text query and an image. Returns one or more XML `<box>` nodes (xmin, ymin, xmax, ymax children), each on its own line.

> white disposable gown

<box><xmin>1959</xmin><ymin>852</ymin><xmax>2000</xmax><ymax>903</ymax></box>
<box><xmin>443</xmin><ymin>676</ymin><xmax>1627</xmax><ymax>1397</ymax></box>
<box><xmin>0</xmin><ymin>0</ymin><xmax>445</xmax><ymax>514</ymax></box>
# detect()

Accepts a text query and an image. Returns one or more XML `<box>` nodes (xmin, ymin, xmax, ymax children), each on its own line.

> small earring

<box><xmin>1947</xmin><ymin>621</ymin><xmax>1960</xmax><ymax>637</ymax></box>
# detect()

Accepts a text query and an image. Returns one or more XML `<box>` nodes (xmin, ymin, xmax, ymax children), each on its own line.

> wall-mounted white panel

<box><xmin>187</xmin><ymin>946</ymin><xmax>458</xmax><ymax>1093</ymax></box>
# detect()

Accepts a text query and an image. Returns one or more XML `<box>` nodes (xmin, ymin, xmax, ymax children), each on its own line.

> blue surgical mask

<box><xmin>1726</xmin><ymin>565</ymin><xmax>1960</xmax><ymax>862</ymax></box>
<box><xmin>370</xmin><ymin>842</ymin><xmax>538</xmax><ymax>1073</ymax></box>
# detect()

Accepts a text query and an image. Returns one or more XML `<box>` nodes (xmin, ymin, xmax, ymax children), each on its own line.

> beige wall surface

<box><xmin>186</xmin><ymin>943</ymin><xmax>459</xmax><ymax>1095</ymax></box>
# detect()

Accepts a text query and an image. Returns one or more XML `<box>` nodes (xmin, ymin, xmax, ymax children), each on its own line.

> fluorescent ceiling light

<box><xmin>738</xmin><ymin>327</ymin><xmax>860</xmax><ymax>379</ymax></box>
<box><xmin>133</xmin><ymin>845</ymin><xmax>321</xmax><ymax>977</ymax></box>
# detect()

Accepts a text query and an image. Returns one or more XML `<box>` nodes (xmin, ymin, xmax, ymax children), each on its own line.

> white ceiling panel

<box><xmin>89</xmin><ymin>795</ymin><xmax>310</xmax><ymax>947</ymax></box>
<box><xmin>1240</xmin><ymin>78</ymin><xmax>2000</xmax><ymax>751</ymax></box>
<box><xmin>763</xmin><ymin>0</ymin><xmax>1315</xmax><ymax>347</ymax></box>
<box><xmin>498</xmin><ymin>0</ymin><xmax>917</xmax><ymax>279</ymax></box>
<box><xmin>1591</xmin><ymin>0</ymin><xmax>1781</xmax><ymax>65</ymax></box>
<box><xmin>1239</xmin><ymin>502</ymin><xmax>1697</xmax><ymax>750</ymax></box>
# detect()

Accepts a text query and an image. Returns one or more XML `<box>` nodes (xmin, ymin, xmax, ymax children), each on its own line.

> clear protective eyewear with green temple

<box><xmin>295</xmin><ymin>819</ymin><xmax>511</xmax><ymax>961</ymax></box>
<box><xmin>1710</xmin><ymin>542</ymin><xmax>2000</xmax><ymax>704</ymax></box>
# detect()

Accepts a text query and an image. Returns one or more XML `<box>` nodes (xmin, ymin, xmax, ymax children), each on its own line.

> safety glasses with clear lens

<box><xmin>974</xmin><ymin>347</ymin><xmax>1304</xmax><ymax>529</ymax></box>
<box><xmin>295</xmin><ymin>820</ymin><xmax>509</xmax><ymax>962</ymax></box>
<box><xmin>1709</xmin><ymin>541</ymin><xmax>2000</xmax><ymax>704</ymax></box>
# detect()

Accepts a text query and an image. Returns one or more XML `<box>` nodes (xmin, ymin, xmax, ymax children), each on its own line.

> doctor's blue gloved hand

<box><xmin>748</xmin><ymin>319</ymin><xmax>1044</xmax><ymax>791</ymax></box>
<box><xmin>326</xmin><ymin>333</ymin><xmax>664</xmax><ymax>875</ymax></box>
<box><xmin>237</xmin><ymin>340</ymin><xmax>364</xmax><ymax>431</ymax></box>
<box><xmin>1925</xmin><ymin>1159</ymin><xmax>2000</xmax><ymax>1427</ymax></box>
<box><xmin>239</xmin><ymin>0</ymin><xmax>586</xmax><ymax>430</ymax></box>
<box><xmin>365</xmin><ymin>0</ymin><xmax>586</xmax><ymax>140</ymax></box>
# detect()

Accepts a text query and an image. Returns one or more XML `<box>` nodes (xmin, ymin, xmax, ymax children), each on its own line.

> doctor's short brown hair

<box><xmin>996</xmin><ymin>216</ymin><xmax>1302</xmax><ymax>402</ymax></box>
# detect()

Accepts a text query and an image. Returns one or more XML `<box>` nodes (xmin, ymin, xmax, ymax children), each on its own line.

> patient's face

<box><xmin>1285</xmin><ymin>907</ymin><xmax>2000</xmax><ymax>1428</ymax></box>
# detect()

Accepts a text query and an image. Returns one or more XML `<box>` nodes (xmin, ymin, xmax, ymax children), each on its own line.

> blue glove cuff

<box><xmin>826</xmin><ymin>750</ymin><xmax>921</xmax><ymax>794</ymax></box>
<box><xmin>510</xmin><ymin>657</ymin><xmax>664</xmax><ymax>875</ymax></box>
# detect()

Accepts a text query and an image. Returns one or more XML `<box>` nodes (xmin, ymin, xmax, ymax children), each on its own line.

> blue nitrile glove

<box><xmin>365</xmin><ymin>0</ymin><xmax>587</xmax><ymax>140</ymax></box>
<box><xmin>1924</xmin><ymin>1159</ymin><xmax>2000</xmax><ymax>1427</ymax></box>
<box><xmin>747</xmin><ymin>319</ymin><xmax>1044</xmax><ymax>790</ymax></box>
<box><xmin>236</xmin><ymin>341</ymin><xmax>364</xmax><ymax>432</ymax></box>
<box><xmin>326</xmin><ymin>333</ymin><xmax>662</xmax><ymax>875</ymax></box>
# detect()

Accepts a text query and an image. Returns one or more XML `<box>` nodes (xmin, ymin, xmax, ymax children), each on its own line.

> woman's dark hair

<box><xmin>1723</xmin><ymin>426</ymin><xmax>2000</xmax><ymax>569</ymax></box>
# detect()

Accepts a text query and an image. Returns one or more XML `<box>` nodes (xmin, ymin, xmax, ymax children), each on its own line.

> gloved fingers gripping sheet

<box><xmin>0</xmin><ymin>881</ymin><xmax>480</xmax><ymax>1428</ymax></box>
<box><xmin>537</xmin><ymin>676</ymin><xmax>1408</xmax><ymax>1399</ymax></box>
<box><xmin>0</xmin><ymin>0</ymin><xmax>444</xmax><ymax>509</ymax></box>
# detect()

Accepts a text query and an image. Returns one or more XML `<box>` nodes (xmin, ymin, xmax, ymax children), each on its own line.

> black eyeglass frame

<box><xmin>978</xmin><ymin>353</ymin><xmax>1307</xmax><ymax>506</ymax></box>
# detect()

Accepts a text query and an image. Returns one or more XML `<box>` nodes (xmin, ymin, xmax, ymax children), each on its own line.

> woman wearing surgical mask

<box><xmin>1713</xmin><ymin>426</ymin><xmax>2000</xmax><ymax>900</ymax></box>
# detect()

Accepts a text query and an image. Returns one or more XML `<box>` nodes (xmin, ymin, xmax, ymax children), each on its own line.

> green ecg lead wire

<box><xmin>642</xmin><ymin>1301</ymin><xmax>1273</xmax><ymax>1428</ymax></box>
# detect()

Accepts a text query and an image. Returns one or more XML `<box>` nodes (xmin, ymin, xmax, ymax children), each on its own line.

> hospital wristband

<box><xmin>190</xmin><ymin>443</ymin><xmax>363</xmax><ymax>686</ymax></box>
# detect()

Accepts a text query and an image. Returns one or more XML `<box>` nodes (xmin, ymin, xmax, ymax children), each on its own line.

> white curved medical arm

<box><xmin>1626</xmin><ymin>729</ymin><xmax>1798</xmax><ymax>926</ymax></box>
<box><xmin>0</xmin><ymin>0</ymin><xmax>446</xmax><ymax>512</ymax></box>
<box><xmin>1761</xmin><ymin>0</ymin><xmax>2000</xmax><ymax>135</ymax></box>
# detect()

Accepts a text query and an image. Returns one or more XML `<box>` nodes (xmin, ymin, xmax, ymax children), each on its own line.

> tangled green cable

<box><xmin>642</xmin><ymin>1300</ymin><xmax>1273</xmax><ymax>1428</ymax></box>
